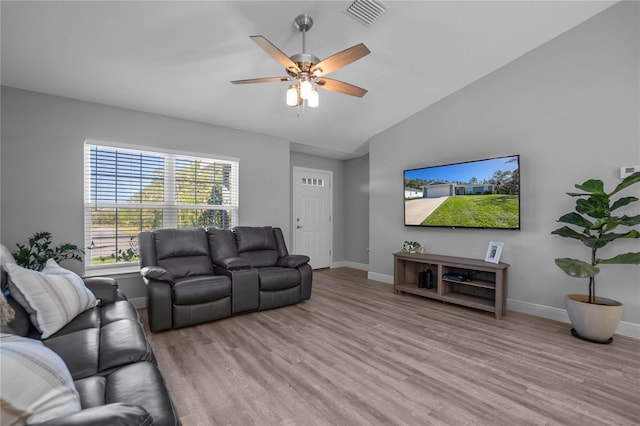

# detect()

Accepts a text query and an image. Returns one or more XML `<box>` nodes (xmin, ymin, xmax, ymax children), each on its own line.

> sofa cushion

<box><xmin>154</xmin><ymin>228</ymin><xmax>214</xmax><ymax>278</ymax></box>
<box><xmin>154</xmin><ymin>228</ymin><xmax>210</xmax><ymax>260</ymax></box>
<box><xmin>7</xmin><ymin>260</ymin><xmax>98</xmax><ymax>338</ymax></box>
<box><xmin>44</xmin><ymin>328</ymin><xmax>100</xmax><ymax>380</ymax></box>
<box><xmin>172</xmin><ymin>275</ymin><xmax>231</xmax><ymax>305</ymax></box>
<box><xmin>207</xmin><ymin>228</ymin><xmax>239</xmax><ymax>260</ymax></box>
<box><xmin>239</xmin><ymin>250</ymin><xmax>280</xmax><ymax>268</ymax></box>
<box><xmin>0</xmin><ymin>333</ymin><xmax>81</xmax><ymax>424</ymax></box>
<box><xmin>157</xmin><ymin>255</ymin><xmax>213</xmax><ymax>279</ymax></box>
<box><xmin>257</xmin><ymin>267</ymin><xmax>301</xmax><ymax>291</ymax></box>
<box><xmin>74</xmin><ymin>362</ymin><xmax>175</xmax><ymax>426</ymax></box>
<box><xmin>34</xmin><ymin>403</ymin><xmax>152</xmax><ymax>426</ymax></box>
<box><xmin>234</xmin><ymin>226</ymin><xmax>276</xmax><ymax>252</ymax></box>
<box><xmin>98</xmin><ymin>319</ymin><xmax>155</xmax><ymax>371</ymax></box>
<box><xmin>43</xmin><ymin>302</ymin><xmax>154</xmax><ymax>380</ymax></box>
<box><xmin>100</xmin><ymin>300</ymin><xmax>140</xmax><ymax>325</ymax></box>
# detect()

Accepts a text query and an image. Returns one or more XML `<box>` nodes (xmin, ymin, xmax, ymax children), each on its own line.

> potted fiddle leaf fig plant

<box><xmin>551</xmin><ymin>171</ymin><xmax>640</xmax><ymax>343</ymax></box>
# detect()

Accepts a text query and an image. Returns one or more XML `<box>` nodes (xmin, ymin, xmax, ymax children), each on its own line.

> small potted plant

<box><xmin>551</xmin><ymin>172</ymin><xmax>640</xmax><ymax>343</ymax></box>
<box><xmin>402</xmin><ymin>241</ymin><xmax>422</xmax><ymax>253</ymax></box>
<box><xmin>12</xmin><ymin>231</ymin><xmax>84</xmax><ymax>271</ymax></box>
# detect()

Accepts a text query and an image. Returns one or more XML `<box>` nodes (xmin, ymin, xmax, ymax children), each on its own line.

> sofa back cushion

<box><xmin>153</xmin><ymin>228</ymin><xmax>214</xmax><ymax>278</ymax></box>
<box><xmin>233</xmin><ymin>227</ymin><xmax>279</xmax><ymax>268</ymax></box>
<box><xmin>207</xmin><ymin>229</ymin><xmax>239</xmax><ymax>261</ymax></box>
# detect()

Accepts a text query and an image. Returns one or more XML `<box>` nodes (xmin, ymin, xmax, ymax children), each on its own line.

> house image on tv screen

<box><xmin>422</xmin><ymin>180</ymin><xmax>496</xmax><ymax>198</ymax></box>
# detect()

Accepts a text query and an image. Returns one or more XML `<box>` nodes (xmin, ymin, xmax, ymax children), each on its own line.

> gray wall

<box><xmin>369</xmin><ymin>2</ymin><xmax>639</xmax><ymax>331</ymax></box>
<box><xmin>345</xmin><ymin>154</ymin><xmax>369</xmax><ymax>265</ymax></box>
<box><xmin>1</xmin><ymin>87</ymin><xmax>291</xmax><ymax>300</ymax></box>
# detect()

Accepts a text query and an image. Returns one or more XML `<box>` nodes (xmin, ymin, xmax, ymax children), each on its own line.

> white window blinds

<box><xmin>84</xmin><ymin>142</ymin><xmax>239</xmax><ymax>269</ymax></box>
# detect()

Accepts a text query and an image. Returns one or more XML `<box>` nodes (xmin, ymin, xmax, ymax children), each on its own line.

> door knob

<box><xmin>297</xmin><ymin>225</ymin><xmax>303</xmax><ymax>229</ymax></box>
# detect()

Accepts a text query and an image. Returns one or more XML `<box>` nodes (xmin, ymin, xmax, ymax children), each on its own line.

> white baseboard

<box><xmin>331</xmin><ymin>261</ymin><xmax>370</xmax><ymax>271</ymax></box>
<box><xmin>508</xmin><ymin>298</ymin><xmax>640</xmax><ymax>339</ymax></box>
<box><xmin>367</xmin><ymin>271</ymin><xmax>394</xmax><ymax>285</ymax></box>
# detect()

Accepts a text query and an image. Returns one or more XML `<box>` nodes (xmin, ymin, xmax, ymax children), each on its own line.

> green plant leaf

<box><xmin>617</xmin><ymin>214</ymin><xmax>640</xmax><ymax>227</ymax></box>
<box><xmin>576</xmin><ymin>196</ymin><xmax>609</xmax><ymax>219</ymax></box>
<box><xmin>551</xmin><ymin>226</ymin><xmax>598</xmax><ymax>245</ymax></box>
<box><xmin>611</xmin><ymin>196</ymin><xmax>639</xmax><ymax>212</ymax></box>
<box><xmin>597</xmin><ymin>252</ymin><xmax>640</xmax><ymax>265</ymax></box>
<box><xmin>575</xmin><ymin>179</ymin><xmax>605</xmax><ymax>195</ymax></box>
<box><xmin>556</xmin><ymin>212</ymin><xmax>593</xmax><ymax>229</ymax></box>
<box><xmin>610</xmin><ymin>172</ymin><xmax>640</xmax><ymax>196</ymax></box>
<box><xmin>595</xmin><ymin>230</ymin><xmax>640</xmax><ymax>248</ymax></box>
<box><xmin>555</xmin><ymin>258</ymin><xmax>599</xmax><ymax>278</ymax></box>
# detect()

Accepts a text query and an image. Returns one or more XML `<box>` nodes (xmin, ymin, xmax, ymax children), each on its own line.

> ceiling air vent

<box><xmin>345</xmin><ymin>0</ymin><xmax>388</xmax><ymax>26</ymax></box>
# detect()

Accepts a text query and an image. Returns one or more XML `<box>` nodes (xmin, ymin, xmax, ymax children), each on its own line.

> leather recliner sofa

<box><xmin>1</xmin><ymin>275</ymin><xmax>180</xmax><ymax>426</ymax></box>
<box><xmin>139</xmin><ymin>226</ymin><xmax>312</xmax><ymax>333</ymax></box>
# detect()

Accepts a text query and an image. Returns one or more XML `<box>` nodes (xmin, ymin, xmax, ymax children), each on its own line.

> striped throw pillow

<box><xmin>6</xmin><ymin>259</ymin><xmax>97</xmax><ymax>338</ymax></box>
<box><xmin>0</xmin><ymin>333</ymin><xmax>81</xmax><ymax>424</ymax></box>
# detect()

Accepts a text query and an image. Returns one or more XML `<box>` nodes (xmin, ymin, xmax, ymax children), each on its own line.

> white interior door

<box><xmin>292</xmin><ymin>167</ymin><xmax>333</xmax><ymax>269</ymax></box>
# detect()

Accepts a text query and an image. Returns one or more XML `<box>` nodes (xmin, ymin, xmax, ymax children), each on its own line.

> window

<box><xmin>84</xmin><ymin>141</ymin><xmax>238</xmax><ymax>270</ymax></box>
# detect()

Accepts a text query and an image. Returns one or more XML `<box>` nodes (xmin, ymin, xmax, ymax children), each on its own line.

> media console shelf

<box><xmin>393</xmin><ymin>252</ymin><xmax>509</xmax><ymax>319</ymax></box>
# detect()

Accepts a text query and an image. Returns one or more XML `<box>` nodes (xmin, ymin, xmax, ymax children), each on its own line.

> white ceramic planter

<box><xmin>565</xmin><ymin>294</ymin><xmax>623</xmax><ymax>343</ymax></box>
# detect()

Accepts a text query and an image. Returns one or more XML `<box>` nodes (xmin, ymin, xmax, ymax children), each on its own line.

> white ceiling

<box><xmin>1</xmin><ymin>1</ymin><xmax>616</xmax><ymax>159</ymax></box>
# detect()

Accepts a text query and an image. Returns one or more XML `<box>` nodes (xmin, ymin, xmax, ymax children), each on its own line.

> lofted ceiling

<box><xmin>1</xmin><ymin>1</ymin><xmax>616</xmax><ymax>159</ymax></box>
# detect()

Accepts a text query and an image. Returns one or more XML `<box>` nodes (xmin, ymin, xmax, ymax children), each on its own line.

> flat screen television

<box><xmin>404</xmin><ymin>155</ymin><xmax>520</xmax><ymax>229</ymax></box>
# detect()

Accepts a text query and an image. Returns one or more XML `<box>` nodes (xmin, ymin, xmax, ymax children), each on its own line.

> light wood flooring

<box><xmin>140</xmin><ymin>268</ymin><xmax>640</xmax><ymax>426</ymax></box>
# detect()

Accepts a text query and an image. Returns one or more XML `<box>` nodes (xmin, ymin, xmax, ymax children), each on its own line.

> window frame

<box><xmin>83</xmin><ymin>139</ymin><xmax>239</xmax><ymax>274</ymax></box>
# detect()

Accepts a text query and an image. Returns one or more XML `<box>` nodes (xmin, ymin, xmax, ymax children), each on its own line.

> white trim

<box><xmin>331</xmin><ymin>261</ymin><xmax>369</xmax><ymax>271</ymax></box>
<box><xmin>84</xmin><ymin>265</ymin><xmax>140</xmax><ymax>277</ymax></box>
<box><xmin>507</xmin><ymin>298</ymin><xmax>640</xmax><ymax>339</ymax></box>
<box><xmin>84</xmin><ymin>138</ymin><xmax>239</xmax><ymax>164</ymax></box>
<box><xmin>367</xmin><ymin>271</ymin><xmax>394</xmax><ymax>284</ymax></box>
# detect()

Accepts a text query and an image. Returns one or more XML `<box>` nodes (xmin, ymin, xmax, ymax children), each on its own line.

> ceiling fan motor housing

<box><xmin>288</xmin><ymin>53</ymin><xmax>320</xmax><ymax>75</ymax></box>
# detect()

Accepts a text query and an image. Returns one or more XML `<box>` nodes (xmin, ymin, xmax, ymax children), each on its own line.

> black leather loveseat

<box><xmin>1</xmin><ymin>275</ymin><xmax>180</xmax><ymax>426</ymax></box>
<box><xmin>139</xmin><ymin>226</ymin><xmax>312</xmax><ymax>332</ymax></box>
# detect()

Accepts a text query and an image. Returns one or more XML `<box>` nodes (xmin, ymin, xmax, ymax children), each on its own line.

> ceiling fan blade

<box><xmin>250</xmin><ymin>35</ymin><xmax>300</xmax><ymax>74</ymax></box>
<box><xmin>311</xmin><ymin>43</ymin><xmax>370</xmax><ymax>77</ymax></box>
<box><xmin>316</xmin><ymin>78</ymin><xmax>368</xmax><ymax>97</ymax></box>
<box><xmin>231</xmin><ymin>77</ymin><xmax>290</xmax><ymax>85</ymax></box>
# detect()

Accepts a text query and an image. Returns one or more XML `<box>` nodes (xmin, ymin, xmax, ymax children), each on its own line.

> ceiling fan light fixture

<box><xmin>308</xmin><ymin>88</ymin><xmax>319</xmax><ymax>108</ymax></box>
<box><xmin>286</xmin><ymin>84</ymin><xmax>299</xmax><ymax>106</ymax></box>
<box><xmin>299</xmin><ymin>78</ymin><xmax>312</xmax><ymax>100</ymax></box>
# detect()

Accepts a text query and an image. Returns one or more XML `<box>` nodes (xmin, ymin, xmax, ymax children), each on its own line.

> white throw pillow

<box><xmin>6</xmin><ymin>259</ymin><xmax>97</xmax><ymax>338</ymax></box>
<box><xmin>0</xmin><ymin>333</ymin><xmax>82</xmax><ymax>425</ymax></box>
<box><xmin>0</xmin><ymin>243</ymin><xmax>17</xmax><ymax>269</ymax></box>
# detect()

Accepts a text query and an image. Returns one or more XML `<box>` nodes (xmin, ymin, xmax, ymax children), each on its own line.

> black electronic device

<box><xmin>442</xmin><ymin>273</ymin><xmax>470</xmax><ymax>282</ymax></box>
<box><xmin>418</xmin><ymin>269</ymin><xmax>434</xmax><ymax>289</ymax></box>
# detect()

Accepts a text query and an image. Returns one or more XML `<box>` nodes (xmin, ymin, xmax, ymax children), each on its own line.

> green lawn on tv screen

<box><xmin>421</xmin><ymin>194</ymin><xmax>519</xmax><ymax>228</ymax></box>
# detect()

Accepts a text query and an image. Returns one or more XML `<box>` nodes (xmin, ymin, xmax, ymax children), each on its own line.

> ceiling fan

<box><xmin>231</xmin><ymin>14</ymin><xmax>370</xmax><ymax>109</ymax></box>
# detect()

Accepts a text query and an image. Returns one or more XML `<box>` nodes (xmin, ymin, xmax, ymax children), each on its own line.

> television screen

<box><xmin>404</xmin><ymin>155</ymin><xmax>520</xmax><ymax>229</ymax></box>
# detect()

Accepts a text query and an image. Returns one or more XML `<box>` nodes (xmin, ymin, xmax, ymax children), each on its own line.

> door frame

<box><xmin>292</xmin><ymin>166</ymin><xmax>333</xmax><ymax>268</ymax></box>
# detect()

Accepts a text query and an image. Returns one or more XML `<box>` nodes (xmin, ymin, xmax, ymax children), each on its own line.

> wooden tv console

<box><xmin>393</xmin><ymin>252</ymin><xmax>509</xmax><ymax>319</ymax></box>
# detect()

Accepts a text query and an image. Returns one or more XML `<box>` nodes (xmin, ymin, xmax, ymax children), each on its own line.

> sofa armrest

<box><xmin>83</xmin><ymin>277</ymin><xmax>119</xmax><ymax>304</ymax></box>
<box><xmin>277</xmin><ymin>255</ymin><xmax>310</xmax><ymax>269</ymax></box>
<box><xmin>140</xmin><ymin>266</ymin><xmax>174</xmax><ymax>284</ymax></box>
<box><xmin>33</xmin><ymin>403</ymin><xmax>152</xmax><ymax>426</ymax></box>
<box><xmin>212</xmin><ymin>256</ymin><xmax>251</xmax><ymax>271</ymax></box>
